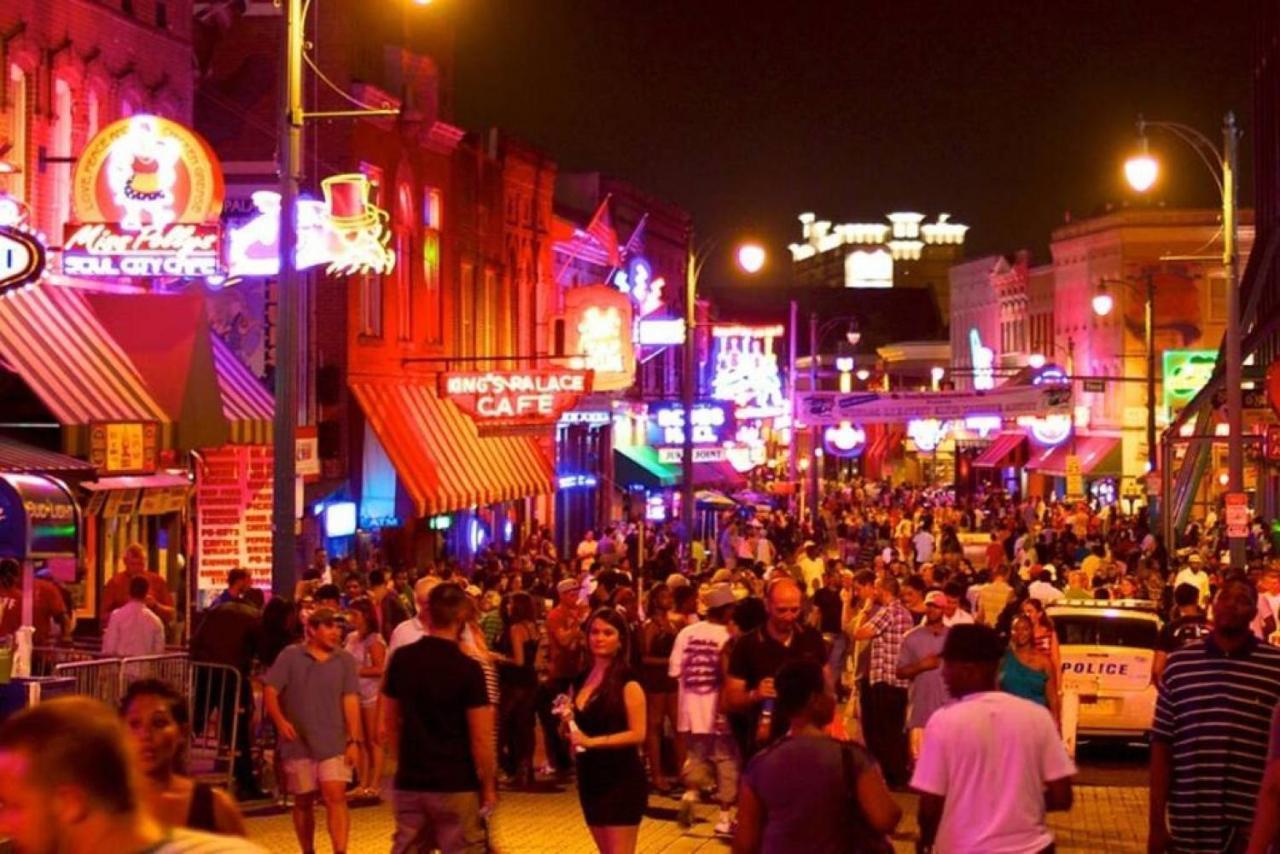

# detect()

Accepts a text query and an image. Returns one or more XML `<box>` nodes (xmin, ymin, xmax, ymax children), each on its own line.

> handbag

<box><xmin>839</xmin><ymin>741</ymin><xmax>894</xmax><ymax>854</ymax></box>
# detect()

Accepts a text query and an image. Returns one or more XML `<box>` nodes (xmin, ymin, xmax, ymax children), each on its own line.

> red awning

<box><xmin>693</xmin><ymin>458</ymin><xmax>747</xmax><ymax>488</ymax></box>
<box><xmin>0</xmin><ymin>284</ymin><xmax>273</xmax><ymax>451</ymax></box>
<box><xmin>973</xmin><ymin>432</ymin><xmax>1027</xmax><ymax>469</ymax></box>
<box><xmin>0</xmin><ymin>436</ymin><xmax>98</xmax><ymax>476</ymax></box>
<box><xmin>350</xmin><ymin>378</ymin><xmax>554</xmax><ymax>516</ymax></box>
<box><xmin>1024</xmin><ymin>434</ymin><xmax>1122</xmax><ymax>477</ymax></box>
<box><xmin>0</xmin><ymin>284</ymin><xmax>171</xmax><ymax>444</ymax></box>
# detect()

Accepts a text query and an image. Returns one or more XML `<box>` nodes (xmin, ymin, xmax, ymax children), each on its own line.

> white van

<box><xmin>1046</xmin><ymin>599</ymin><xmax>1163</xmax><ymax>739</ymax></box>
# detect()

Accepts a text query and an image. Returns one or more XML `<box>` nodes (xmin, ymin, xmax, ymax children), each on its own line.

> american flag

<box><xmin>621</xmin><ymin>212</ymin><xmax>649</xmax><ymax>260</ymax></box>
<box><xmin>585</xmin><ymin>195</ymin><xmax>620</xmax><ymax>266</ymax></box>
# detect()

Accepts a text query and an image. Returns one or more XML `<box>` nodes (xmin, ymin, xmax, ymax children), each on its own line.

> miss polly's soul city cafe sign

<box><xmin>440</xmin><ymin>370</ymin><xmax>593</xmax><ymax>427</ymax></box>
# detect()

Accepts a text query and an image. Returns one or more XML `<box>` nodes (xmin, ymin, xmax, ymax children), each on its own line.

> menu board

<box><xmin>195</xmin><ymin>446</ymin><xmax>273</xmax><ymax>593</ymax></box>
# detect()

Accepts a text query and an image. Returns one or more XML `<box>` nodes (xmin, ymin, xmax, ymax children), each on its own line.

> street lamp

<box><xmin>1122</xmin><ymin>112</ymin><xmax>1243</xmax><ymax>567</ymax></box>
<box><xmin>1091</xmin><ymin>283</ymin><xmax>1114</xmax><ymax>317</ymax></box>
<box><xmin>682</xmin><ymin>239</ymin><xmax>765</xmax><ymax>557</ymax></box>
<box><xmin>736</xmin><ymin>243</ymin><xmax>767</xmax><ymax>275</ymax></box>
<box><xmin>803</xmin><ymin>315</ymin><xmax>861</xmax><ymax>529</ymax></box>
<box><xmin>272</xmin><ymin>0</ymin><xmax>405</xmax><ymax>594</ymax></box>
<box><xmin>1095</xmin><ymin>272</ymin><xmax>1160</xmax><ymax>481</ymax></box>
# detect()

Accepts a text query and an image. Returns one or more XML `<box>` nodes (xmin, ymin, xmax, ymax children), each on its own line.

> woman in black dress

<box><xmin>566</xmin><ymin>606</ymin><xmax>648</xmax><ymax>853</ymax></box>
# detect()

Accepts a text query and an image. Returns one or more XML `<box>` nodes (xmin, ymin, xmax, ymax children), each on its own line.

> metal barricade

<box><xmin>189</xmin><ymin>662</ymin><xmax>244</xmax><ymax>792</ymax></box>
<box><xmin>120</xmin><ymin>653</ymin><xmax>190</xmax><ymax>695</ymax></box>
<box><xmin>51</xmin><ymin>658</ymin><xmax>123</xmax><ymax>706</ymax></box>
<box><xmin>29</xmin><ymin>645</ymin><xmax>97</xmax><ymax>677</ymax></box>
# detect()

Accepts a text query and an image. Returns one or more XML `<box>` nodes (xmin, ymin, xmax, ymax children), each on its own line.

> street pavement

<box><xmin>243</xmin><ymin>780</ymin><xmax>1149</xmax><ymax>853</ymax></box>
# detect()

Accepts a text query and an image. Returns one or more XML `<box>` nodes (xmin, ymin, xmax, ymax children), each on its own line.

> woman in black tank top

<box><xmin>121</xmin><ymin>678</ymin><xmax>247</xmax><ymax>836</ymax></box>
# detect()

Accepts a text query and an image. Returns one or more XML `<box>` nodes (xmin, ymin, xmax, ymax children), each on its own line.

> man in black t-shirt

<box><xmin>383</xmin><ymin>583</ymin><xmax>495</xmax><ymax>854</ymax></box>
<box><xmin>725</xmin><ymin>577</ymin><xmax>827</xmax><ymax>757</ymax></box>
<box><xmin>1154</xmin><ymin>582</ymin><xmax>1211</xmax><ymax>680</ymax></box>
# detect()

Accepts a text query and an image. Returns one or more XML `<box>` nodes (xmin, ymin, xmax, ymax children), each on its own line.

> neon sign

<box><xmin>1019</xmin><ymin>413</ymin><xmax>1072</xmax><ymax>446</ymax></box>
<box><xmin>0</xmin><ymin>224</ymin><xmax>47</xmax><ymax>294</ymax></box>
<box><xmin>636</xmin><ymin>317</ymin><xmax>686</xmax><ymax>346</ymax></box>
<box><xmin>564</xmin><ymin>285</ymin><xmax>635</xmax><ymax>392</ymax></box>
<box><xmin>658</xmin><ymin>446</ymin><xmax>727</xmax><ymax>464</ymax></box>
<box><xmin>907</xmin><ymin>418</ymin><xmax>950</xmax><ymax>452</ymax></box>
<box><xmin>62</xmin><ymin>222</ymin><xmax>221</xmax><ymax>278</ymax></box>
<box><xmin>710</xmin><ymin>324</ymin><xmax>786</xmax><ymax>417</ymax></box>
<box><xmin>648</xmin><ymin>402</ymin><xmax>730</xmax><ymax>446</ymax></box>
<box><xmin>964</xmin><ymin>414</ymin><xmax>1002</xmax><ymax>438</ymax></box>
<box><xmin>824</xmin><ymin>423</ymin><xmax>867</xmax><ymax>457</ymax></box>
<box><xmin>969</xmin><ymin>328</ymin><xmax>994</xmax><ymax>390</ymax></box>
<box><xmin>441</xmin><ymin>370</ymin><xmax>592</xmax><ymax>427</ymax></box>
<box><xmin>225</xmin><ymin>174</ymin><xmax>395</xmax><ymax>277</ymax></box>
<box><xmin>1163</xmin><ymin>350</ymin><xmax>1217</xmax><ymax>412</ymax></box>
<box><xmin>72</xmin><ymin>115</ymin><xmax>225</xmax><ymax>231</ymax></box>
<box><xmin>612</xmin><ymin>257</ymin><xmax>665</xmax><ymax>317</ymax></box>
<box><xmin>557</xmin><ymin>474</ymin><xmax>599</xmax><ymax>489</ymax></box>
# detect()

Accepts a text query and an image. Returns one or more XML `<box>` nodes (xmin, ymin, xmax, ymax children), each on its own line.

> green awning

<box><xmin>614</xmin><ymin>445</ymin><xmax>680</xmax><ymax>490</ymax></box>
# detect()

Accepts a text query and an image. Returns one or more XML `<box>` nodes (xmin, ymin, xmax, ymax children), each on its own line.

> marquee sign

<box><xmin>72</xmin><ymin>115</ymin><xmax>225</xmax><ymax>229</ymax></box>
<box><xmin>564</xmin><ymin>285</ymin><xmax>635</xmax><ymax>392</ymax></box>
<box><xmin>225</xmin><ymin>174</ymin><xmax>396</xmax><ymax>277</ymax></box>
<box><xmin>797</xmin><ymin>385</ymin><xmax>1069</xmax><ymax>425</ymax></box>
<box><xmin>0</xmin><ymin>224</ymin><xmax>47</xmax><ymax>294</ymax></box>
<box><xmin>63</xmin><ymin>222</ymin><xmax>221</xmax><ymax>278</ymax></box>
<box><xmin>441</xmin><ymin>370</ymin><xmax>592</xmax><ymax>426</ymax></box>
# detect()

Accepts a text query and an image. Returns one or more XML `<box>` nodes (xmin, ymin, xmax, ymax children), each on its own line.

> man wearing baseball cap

<box><xmin>264</xmin><ymin>606</ymin><xmax>363</xmax><ymax>854</ymax></box>
<box><xmin>896</xmin><ymin>590</ymin><xmax>950</xmax><ymax>763</ymax></box>
<box><xmin>669</xmin><ymin>584</ymin><xmax>739</xmax><ymax>836</ymax></box>
<box><xmin>912</xmin><ymin>625</ymin><xmax>1074</xmax><ymax>854</ymax></box>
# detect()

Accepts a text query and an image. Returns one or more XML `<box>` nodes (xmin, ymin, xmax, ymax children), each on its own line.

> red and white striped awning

<box><xmin>212</xmin><ymin>335</ymin><xmax>273</xmax><ymax>445</ymax></box>
<box><xmin>0</xmin><ymin>284</ymin><xmax>173</xmax><ymax>444</ymax></box>
<box><xmin>350</xmin><ymin>378</ymin><xmax>553</xmax><ymax>516</ymax></box>
<box><xmin>0</xmin><ymin>283</ymin><xmax>272</xmax><ymax>450</ymax></box>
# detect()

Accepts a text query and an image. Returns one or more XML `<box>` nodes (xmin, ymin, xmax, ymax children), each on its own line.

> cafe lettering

<box><xmin>441</xmin><ymin>370</ymin><xmax>592</xmax><ymax>426</ymax></box>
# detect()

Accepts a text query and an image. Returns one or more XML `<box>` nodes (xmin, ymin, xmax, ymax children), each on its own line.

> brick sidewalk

<box><xmin>243</xmin><ymin>782</ymin><xmax>1148</xmax><ymax>853</ymax></box>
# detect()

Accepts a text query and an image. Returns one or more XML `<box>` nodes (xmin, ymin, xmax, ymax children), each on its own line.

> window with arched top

<box><xmin>395</xmin><ymin>183</ymin><xmax>414</xmax><ymax>341</ymax></box>
<box><xmin>1</xmin><ymin>65</ymin><xmax>28</xmax><ymax>202</ymax></box>
<box><xmin>50</xmin><ymin>78</ymin><xmax>73</xmax><ymax>231</ymax></box>
<box><xmin>422</xmin><ymin>186</ymin><xmax>442</xmax><ymax>344</ymax></box>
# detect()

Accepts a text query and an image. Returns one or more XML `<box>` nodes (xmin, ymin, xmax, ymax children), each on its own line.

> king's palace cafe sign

<box><xmin>440</xmin><ymin>370</ymin><xmax>593</xmax><ymax>427</ymax></box>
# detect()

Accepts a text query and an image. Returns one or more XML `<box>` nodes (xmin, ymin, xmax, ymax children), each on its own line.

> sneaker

<box><xmin>677</xmin><ymin>796</ymin><xmax>696</xmax><ymax>829</ymax></box>
<box><xmin>713</xmin><ymin>815</ymin><xmax>735</xmax><ymax>838</ymax></box>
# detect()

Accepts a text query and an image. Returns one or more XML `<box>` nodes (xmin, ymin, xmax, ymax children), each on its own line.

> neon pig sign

<box><xmin>1021</xmin><ymin>413</ymin><xmax>1072</xmax><ymax>446</ymax></box>
<box><xmin>65</xmin><ymin>115</ymin><xmax>226</xmax><ymax>279</ymax></box>
<box><xmin>225</xmin><ymin>174</ymin><xmax>395</xmax><ymax>277</ymax></box>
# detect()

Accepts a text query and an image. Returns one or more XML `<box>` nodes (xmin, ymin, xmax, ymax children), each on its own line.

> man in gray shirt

<box><xmin>265</xmin><ymin>607</ymin><xmax>362</xmax><ymax>854</ymax></box>
<box><xmin>896</xmin><ymin>590</ymin><xmax>950</xmax><ymax>763</ymax></box>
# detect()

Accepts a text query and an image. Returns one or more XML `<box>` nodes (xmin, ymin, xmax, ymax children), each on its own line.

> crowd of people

<box><xmin>10</xmin><ymin>477</ymin><xmax>1280</xmax><ymax>852</ymax></box>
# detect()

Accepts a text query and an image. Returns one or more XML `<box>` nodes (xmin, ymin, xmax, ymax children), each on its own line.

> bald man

<box><xmin>725</xmin><ymin>577</ymin><xmax>828</xmax><ymax>755</ymax></box>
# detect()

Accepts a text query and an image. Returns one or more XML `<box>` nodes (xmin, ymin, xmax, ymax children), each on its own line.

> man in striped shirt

<box><xmin>1150</xmin><ymin>576</ymin><xmax>1280</xmax><ymax>852</ymax></box>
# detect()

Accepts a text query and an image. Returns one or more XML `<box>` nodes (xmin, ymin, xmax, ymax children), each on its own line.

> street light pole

<box><xmin>681</xmin><ymin>238</ymin><xmax>697</xmax><ymax>558</ymax></box>
<box><xmin>271</xmin><ymin>0</ymin><xmax>303</xmax><ymax>596</ymax></box>
<box><xmin>808</xmin><ymin>311</ymin><xmax>819</xmax><ymax>530</ymax></box>
<box><xmin>1223</xmin><ymin>112</ymin><xmax>1244</xmax><ymax>569</ymax></box>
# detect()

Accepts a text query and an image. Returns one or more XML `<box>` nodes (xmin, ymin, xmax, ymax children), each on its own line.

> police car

<box><xmin>1046</xmin><ymin>599</ymin><xmax>1163</xmax><ymax>739</ymax></box>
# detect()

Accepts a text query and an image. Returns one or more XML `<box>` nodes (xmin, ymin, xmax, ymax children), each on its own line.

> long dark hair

<box><xmin>583</xmin><ymin>606</ymin><xmax>633</xmax><ymax>708</ymax></box>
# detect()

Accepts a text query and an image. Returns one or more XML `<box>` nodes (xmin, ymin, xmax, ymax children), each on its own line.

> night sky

<box><xmin>451</xmin><ymin>1</ymin><xmax>1255</xmax><ymax>285</ymax></box>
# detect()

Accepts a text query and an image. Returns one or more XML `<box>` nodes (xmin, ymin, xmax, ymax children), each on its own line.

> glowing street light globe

<box><xmin>1124</xmin><ymin>153</ymin><xmax>1159</xmax><ymax>192</ymax></box>
<box><xmin>736</xmin><ymin>243</ymin><xmax>766</xmax><ymax>274</ymax></box>
<box><xmin>1092</xmin><ymin>289</ymin><xmax>1114</xmax><ymax>317</ymax></box>
<box><xmin>855</xmin><ymin>368</ymin><xmax>870</xmax><ymax>381</ymax></box>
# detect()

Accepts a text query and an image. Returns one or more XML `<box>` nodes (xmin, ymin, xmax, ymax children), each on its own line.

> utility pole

<box><xmin>681</xmin><ymin>238</ymin><xmax>697</xmax><ymax>560</ymax></box>
<box><xmin>809</xmin><ymin>311</ymin><xmax>819</xmax><ymax>530</ymax></box>
<box><xmin>1223</xmin><ymin>112</ymin><xmax>1244</xmax><ymax>570</ymax></box>
<box><xmin>271</xmin><ymin>0</ymin><xmax>304</xmax><ymax>596</ymax></box>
